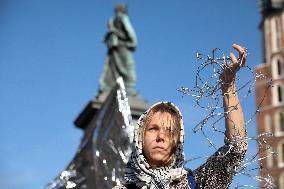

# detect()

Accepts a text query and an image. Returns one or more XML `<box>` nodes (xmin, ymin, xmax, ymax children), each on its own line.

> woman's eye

<box><xmin>148</xmin><ymin>127</ymin><xmax>157</xmax><ymax>131</ymax></box>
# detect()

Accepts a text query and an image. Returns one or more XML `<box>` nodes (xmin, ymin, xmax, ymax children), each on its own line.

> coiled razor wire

<box><xmin>178</xmin><ymin>48</ymin><xmax>276</xmax><ymax>188</ymax></box>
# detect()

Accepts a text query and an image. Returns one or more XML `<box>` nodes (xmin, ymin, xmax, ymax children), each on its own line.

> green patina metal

<box><xmin>99</xmin><ymin>3</ymin><xmax>137</xmax><ymax>96</ymax></box>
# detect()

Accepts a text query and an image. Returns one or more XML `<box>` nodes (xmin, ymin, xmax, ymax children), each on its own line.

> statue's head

<box><xmin>115</xmin><ymin>3</ymin><xmax>128</xmax><ymax>14</ymax></box>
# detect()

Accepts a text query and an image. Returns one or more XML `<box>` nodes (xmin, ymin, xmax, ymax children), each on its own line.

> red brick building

<box><xmin>255</xmin><ymin>0</ymin><xmax>284</xmax><ymax>188</ymax></box>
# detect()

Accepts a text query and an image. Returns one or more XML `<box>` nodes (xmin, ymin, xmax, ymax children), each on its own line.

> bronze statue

<box><xmin>98</xmin><ymin>3</ymin><xmax>137</xmax><ymax>96</ymax></box>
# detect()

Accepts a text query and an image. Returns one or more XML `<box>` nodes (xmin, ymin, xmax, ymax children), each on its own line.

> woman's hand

<box><xmin>220</xmin><ymin>44</ymin><xmax>247</xmax><ymax>92</ymax></box>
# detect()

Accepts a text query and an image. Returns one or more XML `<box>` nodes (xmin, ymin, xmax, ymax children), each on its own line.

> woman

<box><xmin>114</xmin><ymin>44</ymin><xmax>248</xmax><ymax>189</ymax></box>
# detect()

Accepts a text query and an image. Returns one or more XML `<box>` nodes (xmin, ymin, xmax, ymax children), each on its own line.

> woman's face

<box><xmin>143</xmin><ymin>111</ymin><xmax>176</xmax><ymax>167</ymax></box>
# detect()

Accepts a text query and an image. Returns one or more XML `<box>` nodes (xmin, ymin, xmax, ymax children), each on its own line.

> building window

<box><xmin>282</xmin><ymin>144</ymin><xmax>284</xmax><ymax>162</ymax></box>
<box><xmin>275</xmin><ymin>18</ymin><xmax>281</xmax><ymax>49</ymax></box>
<box><xmin>272</xmin><ymin>17</ymin><xmax>282</xmax><ymax>51</ymax></box>
<box><xmin>276</xmin><ymin>112</ymin><xmax>284</xmax><ymax>136</ymax></box>
<box><xmin>265</xmin><ymin>114</ymin><xmax>272</xmax><ymax>133</ymax></box>
<box><xmin>280</xmin><ymin>172</ymin><xmax>284</xmax><ymax>189</ymax></box>
<box><xmin>273</xmin><ymin>83</ymin><xmax>284</xmax><ymax>106</ymax></box>
<box><xmin>280</xmin><ymin>112</ymin><xmax>284</xmax><ymax>132</ymax></box>
<box><xmin>278</xmin><ymin>141</ymin><xmax>284</xmax><ymax>167</ymax></box>
<box><xmin>277</xmin><ymin>59</ymin><xmax>282</xmax><ymax>76</ymax></box>
<box><xmin>267</xmin><ymin>148</ymin><xmax>274</xmax><ymax>168</ymax></box>
<box><xmin>272</xmin><ymin>56</ymin><xmax>283</xmax><ymax>79</ymax></box>
<box><xmin>278</xmin><ymin>85</ymin><xmax>283</xmax><ymax>103</ymax></box>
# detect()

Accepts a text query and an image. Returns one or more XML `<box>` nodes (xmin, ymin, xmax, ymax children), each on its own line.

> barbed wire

<box><xmin>178</xmin><ymin>48</ymin><xmax>276</xmax><ymax>188</ymax></box>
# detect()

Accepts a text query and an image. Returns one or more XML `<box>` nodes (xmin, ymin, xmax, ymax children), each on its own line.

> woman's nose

<box><xmin>156</xmin><ymin>131</ymin><xmax>165</xmax><ymax>142</ymax></box>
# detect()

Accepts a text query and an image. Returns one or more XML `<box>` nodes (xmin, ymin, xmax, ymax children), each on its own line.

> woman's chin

<box><xmin>149</xmin><ymin>154</ymin><xmax>169</xmax><ymax>167</ymax></box>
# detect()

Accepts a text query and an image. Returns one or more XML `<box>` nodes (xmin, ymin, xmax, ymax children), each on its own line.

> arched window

<box><xmin>278</xmin><ymin>85</ymin><xmax>283</xmax><ymax>103</ymax></box>
<box><xmin>275</xmin><ymin>18</ymin><xmax>281</xmax><ymax>49</ymax></box>
<box><xmin>264</xmin><ymin>114</ymin><xmax>272</xmax><ymax>133</ymax></box>
<box><xmin>279</xmin><ymin>171</ymin><xmax>284</xmax><ymax>189</ymax></box>
<box><xmin>273</xmin><ymin>83</ymin><xmax>284</xmax><ymax>105</ymax></box>
<box><xmin>264</xmin><ymin>115</ymin><xmax>273</xmax><ymax>168</ymax></box>
<box><xmin>280</xmin><ymin>112</ymin><xmax>284</xmax><ymax>132</ymax></box>
<box><xmin>266</xmin><ymin>148</ymin><xmax>274</xmax><ymax>168</ymax></box>
<box><xmin>272</xmin><ymin>17</ymin><xmax>282</xmax><ymax>51</ymax></box>
<box><xmin>275</xmin><ymin>111</ymin><xmax>284</xmax><ymax>136</ymax></box>
<box><xmin>277</xmin><ymin>59</ymin><xmax>282</xmax><ymax>76</ymax></box>
<box><xmin>271</xmin><ymin>56</ymin><xmax>283</xmax><ymax>79</ymax></box>
<box><xmin>280</xmin><ymin>143</ymin><xmax>284</xmax><ymax>164</ymax></box>
<box><xmin>278</xmin><ymin>141</ymin><xmax>284</xmax><ymax>167</ymax></box>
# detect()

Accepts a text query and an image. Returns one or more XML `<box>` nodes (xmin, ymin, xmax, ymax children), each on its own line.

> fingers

<box><xmin>229</xmin><ymin>52</ymin><xmax>238</xmax><ymax>64</ymax></box>
<box><xmin>240</xmin><ymin>53</ymin><xmax>247</xmax><ymax>67</ymax></box>
<box><xmin>232</xmin><ymin>44</ymin><xmax>247</xmax><ymax>58</ymax></box>
<box><xmin>231</xmin><ymin>43</ymin><xmax>247</xmax><ymax>66</ymax></box>
<box><xmin>221</xmin><ymin>44</ymin><xmax>247</xmax><ymax>86</ymax></box>
<box><xmin>232</xmin><ymin>43</ymin><xmax>244</xmax><ymax>54</ymax></box>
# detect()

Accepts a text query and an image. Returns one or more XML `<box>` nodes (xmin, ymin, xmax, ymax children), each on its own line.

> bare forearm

<box><xmin>223</xmin><ymin>84</ymin><xmax>246</xmax><ymax>139</ymax></box>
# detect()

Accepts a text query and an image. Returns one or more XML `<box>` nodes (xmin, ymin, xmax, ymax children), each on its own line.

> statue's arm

<box><xmin>121</xmin><ymin>15</ymin><xmax>137</xmax><ymax>48</ymax></box>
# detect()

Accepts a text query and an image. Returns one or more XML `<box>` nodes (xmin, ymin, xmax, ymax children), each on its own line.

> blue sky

<box><xmin>0</xmin><ymin>1</ymin><xmax>263</xmax><ymax>189</ymax></box>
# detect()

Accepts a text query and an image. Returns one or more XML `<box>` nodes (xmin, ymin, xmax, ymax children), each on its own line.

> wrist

<box><xmin>221</xmin><ymin>82</ymin><xmax>236</xmax><ymax>93</ymax></box>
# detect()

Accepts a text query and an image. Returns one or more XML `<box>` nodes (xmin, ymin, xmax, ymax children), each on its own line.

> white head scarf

<box><xmin>124</xmin><ymin>102</ymin><xmax>187</xmax><ymax>189</ymax></box>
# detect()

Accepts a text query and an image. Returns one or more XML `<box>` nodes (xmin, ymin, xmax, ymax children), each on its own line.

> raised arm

<box><xmin>220</xmin><ymin>44</ymin><xmax>247</xmax><ymax>140</ymax></box>
<box><xmin>193</xmin><ymin>44</ymin><xmax>248</xmax><ymax>188</ymax></box>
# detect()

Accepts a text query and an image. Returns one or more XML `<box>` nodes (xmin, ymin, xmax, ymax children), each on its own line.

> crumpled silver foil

<box><xmin>45</xmin><ymin>77</ymin><xmax>133</xmax><ymax>189</ymax></box>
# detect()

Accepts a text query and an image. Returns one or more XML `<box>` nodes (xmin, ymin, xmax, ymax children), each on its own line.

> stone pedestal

<box><xmin>75</xmin><ymin>92</ymin><xmax>148</xmax><ymax>130</ymax></box>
